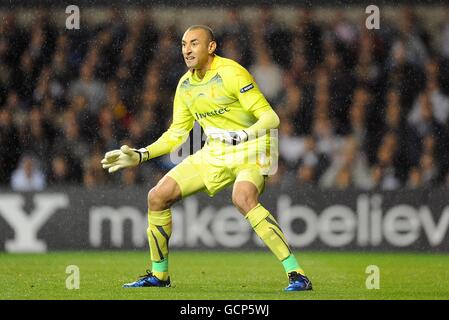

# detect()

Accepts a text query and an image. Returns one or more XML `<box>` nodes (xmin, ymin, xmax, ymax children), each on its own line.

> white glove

<box><xmin>101</xmin><ymin>145</ymin><xmax>149</xmax><ymax>173</ymax></box>
<box><xmin>205</xmin><ymin>127</ymin><xmax>248</xmax><ymax>145</ymax></box>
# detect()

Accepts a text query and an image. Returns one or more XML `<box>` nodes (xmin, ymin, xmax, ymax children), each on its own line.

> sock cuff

<box><xmin>152</xmin><ymin>258</ymin><xmax>168</xmax><ymax>272</ymax></box>
<box><xmin>148</xmin><ymin>208</ymin><xmax>172</xmax><ymax>226</ymax></box>
<box><xmin>245</xmin><ymin>203</ymin><xmax>270</xmax><ymax>228</ymax></box>
<box><xmin>282</xmin><ymin>254</ymin><xmax>301</xmax><ymax>273</ymax></box>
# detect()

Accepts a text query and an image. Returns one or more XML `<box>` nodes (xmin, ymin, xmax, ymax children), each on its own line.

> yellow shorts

<box><xmin>166</xmin><ymin>141</ymin><xmax>271</xmax><ymax>197</ymax></box>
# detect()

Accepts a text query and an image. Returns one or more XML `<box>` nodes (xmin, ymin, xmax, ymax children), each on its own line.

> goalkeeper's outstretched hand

<box><xmin>101</xmin><ymin>145</ymin><xmax>149</xmax><ymax>173</ymax></box>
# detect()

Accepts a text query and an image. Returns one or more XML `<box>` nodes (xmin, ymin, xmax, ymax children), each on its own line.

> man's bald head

<box><xmin>185</xmin><ymin>25</ymin><xmax>215</xmax><ymax>43</ymax></box>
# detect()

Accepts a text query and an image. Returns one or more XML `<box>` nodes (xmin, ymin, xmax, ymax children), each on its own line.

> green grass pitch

<box><xmin>1</xmin><ymin>251</ymin><xmax>448</xmax><ymax>300</ymax></box>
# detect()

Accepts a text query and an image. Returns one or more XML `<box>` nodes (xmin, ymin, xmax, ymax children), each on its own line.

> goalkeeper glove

<box><xmin>101</xmin><ymin>145</ymin><xmax>149</xmax><ymax>173</ymax></box>
<box><xmin>205</xmin><ymin>127</ymin><xmax>249</xmax><ymax>145</ymax></box>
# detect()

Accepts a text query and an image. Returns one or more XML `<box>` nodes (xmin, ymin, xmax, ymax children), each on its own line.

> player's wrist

<box><xmin>136</xmin><ymin>147</ymin><xmax>150</xmax><ymax>163</ymax></box>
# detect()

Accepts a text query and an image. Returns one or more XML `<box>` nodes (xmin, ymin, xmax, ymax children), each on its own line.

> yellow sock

<box><xmin>246</xmin><ymin>204</ymin><xmax>306</xmax><ymax>276</ymax></box>
<box><xmin>147</xmin><ymin>209</ymin><xmax>172</xmax><ymax>281</ymax></box>
<box><xmin>245</xmin><ymin>204</ymin><xmax>291</xmax><ymax>261</ymax></box>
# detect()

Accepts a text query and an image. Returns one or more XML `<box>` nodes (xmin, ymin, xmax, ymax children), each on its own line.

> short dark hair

<box><xmin>185</xmin><ymin>25</ymin><xmax>215</xmax><ymax>42</ymax></box>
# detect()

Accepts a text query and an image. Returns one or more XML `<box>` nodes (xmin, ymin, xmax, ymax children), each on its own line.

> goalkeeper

<box><xmin>101</xmin><ymin>25</ymin><xmax>312</xmax><ymax>291</ymax></box>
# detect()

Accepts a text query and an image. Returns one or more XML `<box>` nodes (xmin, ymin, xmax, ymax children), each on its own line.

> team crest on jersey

<box><xmin>240</xmin><ymin>83</ymin><xmax>254</xmax><ymax>93</ymax></box>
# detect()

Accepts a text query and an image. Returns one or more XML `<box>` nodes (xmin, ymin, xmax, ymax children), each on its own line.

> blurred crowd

<box><xmin>1</xmin><ymin>6</ymin><xmax>449</xmax><ymax>191</ymax></box>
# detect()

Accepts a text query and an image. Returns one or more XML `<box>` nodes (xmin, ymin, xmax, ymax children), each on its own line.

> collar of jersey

<box><xmin>189</xmin><ymin>54</ymin><xmax>221</xmax><ymax>84</ymax></box>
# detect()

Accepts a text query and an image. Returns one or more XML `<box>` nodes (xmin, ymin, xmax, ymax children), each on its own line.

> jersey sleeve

<box><xmin>246</xmin><ymin>108</ymin><xmax>280</xmax><ymax>137</ymax></box>
<box><xmin>230</xmin><ymin>66</ymin><xmax>273</xmax><ymax>117</ymax></box>
<box><xmin>145</xmin><ymin>82</ymin><xmax>194</xmax><ymax>159</ymax></box>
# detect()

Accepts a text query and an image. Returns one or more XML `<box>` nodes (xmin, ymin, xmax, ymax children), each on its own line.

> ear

<box><xmin>208</xmin><ymin>41</ymin><xmax>217</xmax><ymax>54</ymax></box>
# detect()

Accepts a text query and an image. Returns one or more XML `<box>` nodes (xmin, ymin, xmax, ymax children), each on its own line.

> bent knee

<box><xmin>232</xmin><ymin>191</ymin><xmax>258</xmax><ymax>214</ymax></box>
<box><xmin>148</xmin><ymin>185</ymin><xmax>178</xmax><ymax>210</ymax></box>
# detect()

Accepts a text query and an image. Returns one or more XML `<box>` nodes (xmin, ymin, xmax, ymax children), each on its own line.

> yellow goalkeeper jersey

<box><xmin>146</xmin><ymin>54</ymin><xmax>276</xmax><ymax>161</ymax></box>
